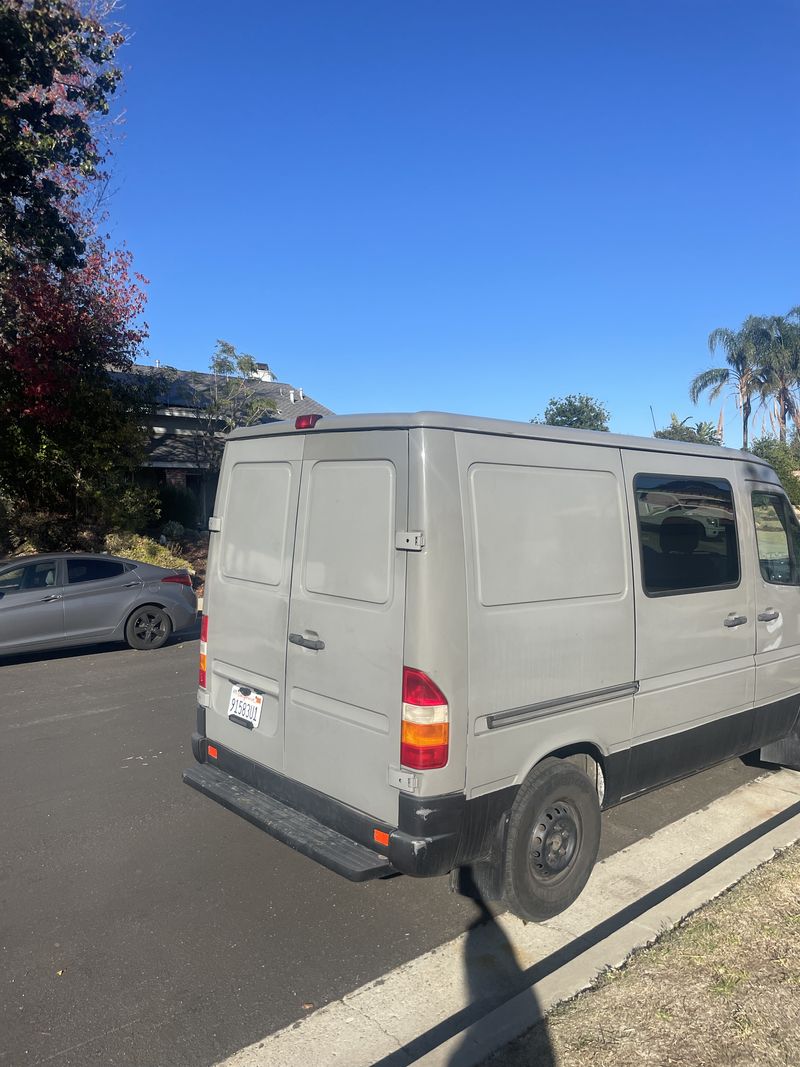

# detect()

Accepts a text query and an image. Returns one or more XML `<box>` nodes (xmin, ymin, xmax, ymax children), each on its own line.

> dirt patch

<box><xmin>487</xmin><ymin>843</ymin><xmax>800</xmax><ymax>1067</ymax></box>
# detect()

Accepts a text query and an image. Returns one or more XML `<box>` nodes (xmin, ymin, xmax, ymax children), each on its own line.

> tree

<box><xmin>756</xmin><ymin>313</ymin><xmax>800</xmax><ymax>444</ymax></box>
<box><xmin>176</xmin><ymin>341</ymin><xmax>278</xmax><ymax>470</ymax></box>
<box><xmin>653</xmin><ymin>413</ymin><xmax>722</xmax><ymax>446</ymax></box>
<box><xmin>0</xmin><ymin>2</ymin><xmax>154</xmax><ymax>540</ymax></box>
<box><xmin>0</xmin><ymin>242</ymin><xmax>155</xmax><ymax>526</ymax></box>
<box><xmin>690</xmin><ymin>317</ymin><xmax>765</xmax><ymax>450</ymax></box>
<box><xmin>750</xmin><ymin>436</ymin><xmax>800</xmax><ymax>506</ymax></box>
<box><xmin>0</xmin><ymin>0</ymin><xmax>124</xmax><ymax>273</ymax></box>
<box><xmin>167</xmin><ymin>341</ymin><xmax>278</xmax><ymax>518</ymax></box>
<box><xmin>534</xmin><ymin>394</ymin><xmax>610</xmax><ymax>432</ymax></box>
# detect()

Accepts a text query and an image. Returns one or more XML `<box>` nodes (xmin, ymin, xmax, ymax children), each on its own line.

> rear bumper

<box><xmin>186</xmin><ymin>729</ymin><xmax>515</xmax><ymax>880</ymax></box>
<box><xmin>167</xmin><ymin>592</ymin><xmax>198</xmax><ymax>634</ymax></box>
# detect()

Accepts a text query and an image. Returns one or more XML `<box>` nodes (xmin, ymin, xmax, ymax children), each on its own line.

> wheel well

<box><xmin>540</xmin><ymin>744</ymin><xmax>607</xmax><ymax>806</ymax></box>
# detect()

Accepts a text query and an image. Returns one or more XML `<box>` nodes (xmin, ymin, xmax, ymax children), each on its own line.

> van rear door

<box><xmin>206</xmin><ymin>435</ymin><xmax>303</xmax><ymax>773</ymax></box>
<box><xmin>283</xmin><ymin>430</ymin><xmax>408</xmax><ymax>824</ymax></box>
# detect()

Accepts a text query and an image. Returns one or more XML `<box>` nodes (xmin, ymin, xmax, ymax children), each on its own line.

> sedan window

<box><xmin>0</xmin><ymin>562</ymin><xmax>57</xmax><ymax>594</ymax></box>
<box><xmin>0</xmin><ymin>565</ymin><xmax>26</xmax><ymax>593</ymax></box>
<box><xmin>67</xmin><ymin>559</ymin><xmax>125</xmax><ymax>584</ymax></box>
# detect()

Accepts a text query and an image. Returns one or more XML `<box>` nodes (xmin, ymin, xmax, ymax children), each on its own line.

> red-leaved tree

<box><xmin>0</xmin><ymin>2</ymin><xmax>156</xmax><ymax>546</ymax></box>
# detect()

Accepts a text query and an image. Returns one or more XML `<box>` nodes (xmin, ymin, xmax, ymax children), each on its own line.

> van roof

<box><xmin>227</xmin><ymin>411</ymin><xmax>774</xmax><ymax>467</ymax></box>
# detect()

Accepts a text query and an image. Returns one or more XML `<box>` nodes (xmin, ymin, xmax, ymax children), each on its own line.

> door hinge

<box><xmin>395</xmin><ymin>531</ymin><xmax>425</xmax><ymax>551</ymax></box>
<box><xmin>388</xmin><ymin>766</ymin><xmax>421</xmax><ymax>792</ymax></box>
<box><xmin>208</xmin><ymin>516</ymin><xmax>222</xmax><ymax>532</ymax></box>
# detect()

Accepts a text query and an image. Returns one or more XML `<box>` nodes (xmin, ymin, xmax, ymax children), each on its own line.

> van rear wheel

<box><xmin>503</xmin><ymin>757</ymin><xmax>601</xmax><ymax>923</ymax></box>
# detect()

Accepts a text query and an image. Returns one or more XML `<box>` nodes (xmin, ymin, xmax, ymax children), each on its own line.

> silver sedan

<box><xmin>0</xmin><ymin>553</ymin><xmax>198</xmax><ymax>656</ymax></box>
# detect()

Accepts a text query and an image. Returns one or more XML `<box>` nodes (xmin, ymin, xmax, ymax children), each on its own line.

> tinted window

<box><xmin>634</xmin><ymin>474</ymin><xmax>739</xmax><ymax>594</ymax></box>
<box><xmin>67</xmin><ymin>559</ymin><xmax>124</xmax><ymax>584</ymax></box>
<box><xmin>752</xmin><ymin>491</ymin><xmax>800</xmax><ymax>585</ymax></box>
<box><xmin>0</xmin><ymin>562</ymin><xmax>57</xmax><ymax>594</ymax></box>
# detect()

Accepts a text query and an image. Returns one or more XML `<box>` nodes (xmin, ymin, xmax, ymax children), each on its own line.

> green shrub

<box><xmin>99</xmin><ymin>486</ymin><xmax>161</xmax><ymax>533</ymax></box>
<box><xmin>158</xmin><ymin>484</ymin><xmax>198</xmax><ymax>528</ymax></box>
<box><xmin>161</xmin><ymin>520</ymin><xmax>185</xmax><ymax>541</ymax></box>
<box><xmin>104</xmin><ymin>532</ymin><xmax>193</xmax><ymax>573</ymax></box>
<box><xmin>749</xmin><ymin>437</ymin><xmax>800</xmax><ymax>505</ymax></box>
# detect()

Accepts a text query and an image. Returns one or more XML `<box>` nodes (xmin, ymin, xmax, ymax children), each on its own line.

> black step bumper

<box><xmin>183</xmin><ymin>764</ymin><xmax>392</xmax><ymax>881</ymax></box>
<box><xmin>185</xmin><ymin>735</ymin><xmax>516</xmax><ymax>880</ymax></box>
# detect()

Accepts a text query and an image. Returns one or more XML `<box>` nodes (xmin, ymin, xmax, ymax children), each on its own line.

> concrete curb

<box><xmin>215</xmin><ymin>769</ymin><xmax>800</xmax><ymax>1067</ymax></box>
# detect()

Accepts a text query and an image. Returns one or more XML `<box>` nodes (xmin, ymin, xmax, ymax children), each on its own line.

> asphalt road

<box><xmin>0</xmin><ymin>632</ymin><xmax>772</xmax><ymax>1067</ymax></box>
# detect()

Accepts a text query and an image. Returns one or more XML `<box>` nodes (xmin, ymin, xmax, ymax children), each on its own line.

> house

<box><xmin>126</xmin><ymin>364</ymin><xmax>333</xmax><ymax>524</ymax></box>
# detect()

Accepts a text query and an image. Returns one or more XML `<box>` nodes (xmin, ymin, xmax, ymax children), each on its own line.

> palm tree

<box><xmin>755</xmin><ymin>315</ymin><xmax>800</xmax><ymax>442</ymax></box>
<box><xmin>690</xmin><ymin>318</ymin><xmax>764</xmax><ymax>450</ymax></box>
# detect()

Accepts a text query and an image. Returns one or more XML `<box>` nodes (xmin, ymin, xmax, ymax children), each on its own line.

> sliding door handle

<box><xmin>757</xmin><ymin>609</ymin><xmax>780</xmax><ymax>622</ymax></box>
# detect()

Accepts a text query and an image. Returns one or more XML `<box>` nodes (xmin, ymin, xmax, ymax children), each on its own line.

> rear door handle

<box><xmin>123</xmin><ymin>581</ymin><xmax>140</xmax><ymax>588</ymax></box>
<box><xmin>723</xmin><ymin>614</ymin><xmax>748</xmax><ymax>627</ymax></box>
<box><xmin>40</xmin><ymin>594</ymin><xmax>63</xmax><ymax>602</ymax></box>
<box><xmin>758</xmin><ymin>609</ymin><xmax>780</xmax><ymax>622</ymax></box>
<box><xmin>289</xmin><ymin>632</ymin><xmax>325</xmax><ymax>651</ymax></box>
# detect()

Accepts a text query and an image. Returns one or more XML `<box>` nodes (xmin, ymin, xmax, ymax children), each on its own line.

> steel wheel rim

<box><xmin>528</xmin><ymin>800</ymin><xmax>581</xmax><ymax>883</ymax></box>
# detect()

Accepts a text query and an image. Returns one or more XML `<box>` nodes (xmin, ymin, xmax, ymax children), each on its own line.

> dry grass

<box><xmin>104</xmin><ymin>532</ymin><xmax>194</xmax><ymax>574</ymax></box>
<box><xmin>489</xmin><ymin>844</ymin><xmax>800</xmax><ymax>1066</ymax></box>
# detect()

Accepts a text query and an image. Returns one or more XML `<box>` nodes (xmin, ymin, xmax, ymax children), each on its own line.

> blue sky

<box><xmin>111</xmin><ymin>1</ymin><xmax>800</xmax><ymax>442</ymax></box>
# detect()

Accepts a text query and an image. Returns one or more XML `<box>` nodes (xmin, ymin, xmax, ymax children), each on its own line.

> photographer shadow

<box><xmin>446</xmin><ymin>873</ymin><xmax>556</xmax><ymax>1067</ymax></box>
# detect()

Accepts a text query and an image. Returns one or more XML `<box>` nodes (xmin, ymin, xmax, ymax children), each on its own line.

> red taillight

<box><xmin>295</xmin><ymin>414</ymin><xmax>322</xmax><ymax>430</ymax></box>
<box><xmin>162</xmin><ymin>572</ymin><xmax>192</xmax><ymax>587</ymax></box>
<box><xmin>199</xmin><ymin>614</ymin><xmax>208</xmax><ymax>688</ymax></box>
<box><xmin>400</xmin><ymin>666</ymin><xmax>449</xmax><ymax>770</ymax></box>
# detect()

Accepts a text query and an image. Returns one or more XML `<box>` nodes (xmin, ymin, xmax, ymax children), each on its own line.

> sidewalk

<box><xmin>215</xmin><ymin>767</ymin><xmax>800</xmax><ymax>1067</ymax></box>
<box><xmin>484</xmin><ymin>840</ymin><xmax>800</xmax><ymax>1066</ymax></box>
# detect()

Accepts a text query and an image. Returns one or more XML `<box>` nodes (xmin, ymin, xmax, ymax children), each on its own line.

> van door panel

<box><xmin>457</xmin><ymin>437</ymin><xmax>636</xmax><ymax>798</ymax></box>
<box><xmin>748</xmin><ymin>482</ymin><xmax>800</xmax><ymax>744</ymax></box>
<box><xmin>284</xmin><ymin>431</ymin><xmax>407</xmax><ymax>824</ymax></box>
<box><xmin>623</xmin><ymin>452</ymin><xmax>756</xmax><ymax>797</ymax></box>
<box><xmin>206</xmin><ymin>437</ymin><xmax>304</xmax><ymax>773</ymax></box>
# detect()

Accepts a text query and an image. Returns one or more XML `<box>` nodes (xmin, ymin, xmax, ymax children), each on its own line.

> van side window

<box><xmin>634</xmin><ymin>474</ymin><xmax>739</xmax><ymax>595</ymax></box>
<box><xmin>751</xmin><ymin>491</ymin><xmax>800</xmax><ymax>585</ymax></box>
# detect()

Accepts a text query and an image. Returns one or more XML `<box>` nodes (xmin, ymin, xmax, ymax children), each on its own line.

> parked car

<box><xmin>0</xmin><ymin>553</ymin><xmax>197</xmax><ymax>656</ymax></box>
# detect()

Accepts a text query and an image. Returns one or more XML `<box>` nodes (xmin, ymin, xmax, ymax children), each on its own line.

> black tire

<box><xmin>125</xmin><ymin>605</ymin><xmax>172</xmax><ymax>650</ymax></box>
<box><xmin>502</xmin><ymin>757</ymin><xmax>601</xmax><ymax>922</ymax></box>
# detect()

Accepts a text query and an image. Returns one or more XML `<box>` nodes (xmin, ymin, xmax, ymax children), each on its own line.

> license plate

<box><xmin>227</xmin><ymin>685</ymin><xmax>263</xmax><ymax>729</ymax></box>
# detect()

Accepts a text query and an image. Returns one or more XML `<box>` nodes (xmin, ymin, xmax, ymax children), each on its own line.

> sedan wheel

<box><xmin>125</xmin><ymin>606</ymin><xmax>172</xmax><ymax>650</ymax></box>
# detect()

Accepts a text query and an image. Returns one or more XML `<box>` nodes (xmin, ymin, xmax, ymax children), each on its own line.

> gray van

<box><xmin>183</xmin><ymin>412</ymin><xmax>800</xmax><ymax>921</ymax></box>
